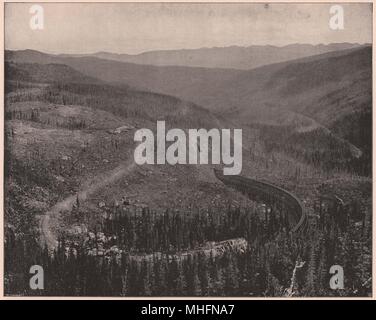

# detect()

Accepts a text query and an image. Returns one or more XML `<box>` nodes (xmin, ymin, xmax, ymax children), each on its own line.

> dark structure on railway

<box><xmin>213</xmin><ymin>169</ymin><xmax>307</xmax><ymax>233</ymax></box>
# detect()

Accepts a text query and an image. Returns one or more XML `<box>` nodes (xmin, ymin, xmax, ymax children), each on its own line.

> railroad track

<box><xmin>213</xmin><ymin>169</ymin><xmax>307</xmax><ymax>233</ymax></box>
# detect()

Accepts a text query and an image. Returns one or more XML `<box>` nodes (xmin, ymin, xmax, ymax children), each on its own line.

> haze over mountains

<box><xmin>61</xmin><ymin>43</ymin><xmax>361</xmax><ymax>70</ymax></box>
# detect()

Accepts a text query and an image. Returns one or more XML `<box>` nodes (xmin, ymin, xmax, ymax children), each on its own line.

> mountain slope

<box><xmin>229</xmin><ymin>46</ymin><xmax>372</xmax><ymax>175</ymax></box>
<box><xmin>5</xmin><ymin>61</ymin><xmax>219</xmax><ymax>130</ymax></box>
<box><xmin>5</xmin><ymin>61</ymin><xmax>103</xmax><ymax>85</ymax></box>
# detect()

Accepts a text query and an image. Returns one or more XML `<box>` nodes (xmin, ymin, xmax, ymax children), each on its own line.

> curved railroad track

<box><xmin>41</xmin><ymin>166</ymin><xmax>307</xmax><ymax>260</ymax></box>
<box><xmin>213</xmin><ymin>169</ymin><xmax>307</xmax><ymax>233</ymax></box>
<box><xmin>106</xmin><ymin>169</ymin><xmax>307</xmax><ymax>262</ymax></box>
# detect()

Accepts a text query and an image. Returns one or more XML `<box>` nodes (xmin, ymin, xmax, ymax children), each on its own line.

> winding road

<box><xmin>40</xmin><ymin>160</ymin><xmax>136</xmax><ymax>250</ymax></box>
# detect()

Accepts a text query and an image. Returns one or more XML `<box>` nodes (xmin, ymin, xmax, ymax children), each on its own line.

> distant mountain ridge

<box><xmin>60</xmin><ymin>43</ymin><xmax>362</xmax><ymax>70</ymax></box>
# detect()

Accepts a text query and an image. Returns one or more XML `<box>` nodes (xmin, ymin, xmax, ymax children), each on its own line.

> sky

<box><xmin>5</xmin><ymin>2</ymin><xmax>373</xmax><ymax>54</ymax></box>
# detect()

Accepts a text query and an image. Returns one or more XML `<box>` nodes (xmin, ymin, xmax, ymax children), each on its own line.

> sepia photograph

<box><xmin>2</xmin><ymin>1</ymin><xmax>373</xmax><ymax>298</ymax></box>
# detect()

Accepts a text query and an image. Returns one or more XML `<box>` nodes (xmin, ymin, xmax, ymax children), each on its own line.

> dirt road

<box><xmin>40</xmin><ymin>160</ymin><xmax>136</xmax><ymax>250</ymax></box>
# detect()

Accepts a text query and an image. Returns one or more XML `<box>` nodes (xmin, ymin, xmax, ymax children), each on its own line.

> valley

<box><xmin>4</xmin><ymin>44</ymin><xmax>372</xmax><ymax>297</ymax></box>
